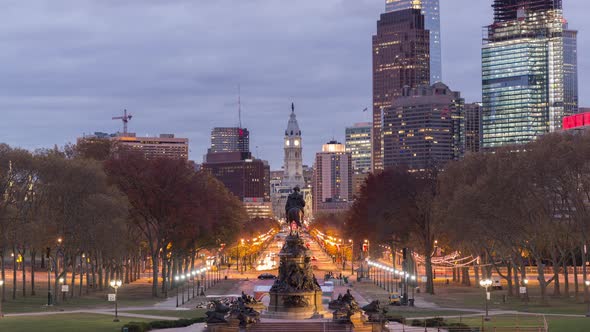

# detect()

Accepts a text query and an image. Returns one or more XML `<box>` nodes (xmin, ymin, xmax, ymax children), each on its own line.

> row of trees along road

<box><xmin>347</xmin><ymin>131</ymin><xmax>590</xmax><ymax>300</ymax></box>
<box><xmin>0</xmin><ymin>138</ymin><xmax>248</xmax><ymax>301</ymax></box>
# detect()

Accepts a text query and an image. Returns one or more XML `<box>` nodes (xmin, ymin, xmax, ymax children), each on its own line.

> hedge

<box><xmin>122</xmin><ymin>317</ymin><xmax>206</xmax><ymax>332</ymax></box>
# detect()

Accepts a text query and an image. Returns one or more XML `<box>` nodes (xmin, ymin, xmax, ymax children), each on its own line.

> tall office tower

<box><xmin>345</xmin><ymin>123</ymin><xmax>373</xmax><ymax>174</ymax></box>
<box><xmin>208</xmin><ymin>127</ymin><xmax>250</xmax><ymax>154</ymax></box>
<box><xmin>464</xmin><ymin>103</ymin><xmax>483</xmax><ymax>153</ymax></box>
<box><xmin>313</xmin><ymin>141</ymin><xmax>353</xmax><ymax>215</ymax></box>
<box><xmin>482</xmin><ymin>0</ymin><xmax>578</xmax><ymax>149</ymax></box>
<box><xmin>282</xmin><ymin>103</ymin><xmax>305</xmax><ymax>188</ymax></box>
<box><xmin>382</xmin><ymin>83</ymin><xmax>464</xmax><ymax>172</ymax></box>
<box><xmin>372</xmin><ymin>9</ymin><xmax>430</xmax><ymax>171</ymax></box>
<box><xmin>345</xmin><ymin>123</ymin><xmax>372</xmax><ymax>196</ymax></box>
<box><xmin>386</xmin><ymin>0</ymin><xmax>442</xmax><ymax>84</ymax></box>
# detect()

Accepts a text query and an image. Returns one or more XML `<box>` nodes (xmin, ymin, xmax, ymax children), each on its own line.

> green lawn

<box><xmin>422</xmin><ymin>283</ymin><xmax>590</xmax><ymax>315</ymax></box>
<box><xmin>0</xmin><ymin>313</ymin><xmax>155</xmax><ymax>332</ymax></box>
<box><xmin>427</xmin><ymin>314</ymin><xmax>590</xmax><ymax>332</ymax></box>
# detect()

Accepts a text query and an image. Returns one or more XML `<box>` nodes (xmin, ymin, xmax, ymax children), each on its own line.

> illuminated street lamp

<box><xmin>109</xmin><ymin>279</ymin><xmax>123</xmax><ymax>322</ymax></box>
<box><xmin>181</xmin><ymin>275</ymin><xmax>186</xmax><ymax>304</ymax></box>
<box><xmin>191</xmin><ymin>271</ymin><xmax>197</xmax><ymax>298</ymax></box>
<box><xmin>0</xmin><ymin>279</ymin><xmax>4</xmax><ymax>318</ymax></box>
<box><xmin>174</xmin><ymin>275</ymin><xmax>180</xmax><ymax>307</ymax></box>
<box><xmin>349</xmin><ymin>239</ymin><xmax>354</xmax><ymax>275</ymax></box>
<box><xmin>59</xmin><ymin>277</ymin><xmax>66</xmax><ymax>302</ymax></box>
<box><xmin>479</xmin><ymin>279</ymin><xmax>493</xmax><ymax>321</ymax></box>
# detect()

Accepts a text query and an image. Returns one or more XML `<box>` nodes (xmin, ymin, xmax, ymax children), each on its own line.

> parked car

<box><xmin>257</xmin><ymin>273</ymin><xmax>277</xmax><ymax>280</ymax></box>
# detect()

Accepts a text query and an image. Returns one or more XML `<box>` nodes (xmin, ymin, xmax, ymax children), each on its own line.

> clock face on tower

<box><xmin>285</xmin><ymin>140</ymin><xmax>290</xmax><ymax>147</ymax></box>
<box><xmin>294</xmin><ymin>139</ymin><xmax>300</xmax><ymax>146</ymax></box>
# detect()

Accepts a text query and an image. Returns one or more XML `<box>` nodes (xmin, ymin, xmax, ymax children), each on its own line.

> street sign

<box><xmin>519</xmin><ymin>287</ymin><xmax>527</xmax><ymax>294</ymax></box>
<box><xmin>61</xmin><ymin>285</ymin><xmax>69</xmax><ymax>292</ymax></box>
<box><xmin>421</xmin><ymin>276</ymin><xmax>427</xmax><ymax>283</ymax></box>
<box><xmin>486</xmin><ymin>292</ymin><xmax>491</xmax><ymax>300</ymax></box>
<box><xmin>108</xmin><ymin>294</ymin><xmax>116</xmax><ymax>302</ymax></box>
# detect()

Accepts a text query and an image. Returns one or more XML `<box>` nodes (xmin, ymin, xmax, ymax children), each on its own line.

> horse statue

<box><xmin>285</xmin><ymin>186</ymin><xmax>305</xmax><ymax>237</ymax></box>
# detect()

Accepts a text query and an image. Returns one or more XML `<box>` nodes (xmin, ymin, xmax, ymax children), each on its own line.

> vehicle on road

<box><xmin>492</xmin><ymin>276</ymin><xmax>503</xmax><ymax>290</ymax></box>
<box><xmin>311</xmin><ymin>256</ymin><xmax>317</xmax><ymax>261</ymax></box>
<box><xmin>389</xmin><ymin>292</ymin><xmax>401</xmax><ymax>305</ymax></box>
<box><xmin>257</xmin><ymin>273</ymin><xmax>277</xmax><ymax>280</ymax></box>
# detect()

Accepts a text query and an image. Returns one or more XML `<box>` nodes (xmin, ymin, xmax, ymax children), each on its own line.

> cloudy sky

<box><xmin>1</xmin><ymin>0</ymin><xmax>588</xmax><ymax>169</ymax></box>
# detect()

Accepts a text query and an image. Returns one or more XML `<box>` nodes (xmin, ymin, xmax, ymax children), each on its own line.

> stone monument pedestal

<box><xmin>263</xmin><ymin>234</ymin><xmax>326</xmax><ymax>319</ymax></box>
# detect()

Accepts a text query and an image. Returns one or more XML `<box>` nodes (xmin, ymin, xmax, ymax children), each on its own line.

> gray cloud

<box><xmin>0</xmin><ymin>0</ymin><xmax>587</xmax><ymax>168</ymax></box>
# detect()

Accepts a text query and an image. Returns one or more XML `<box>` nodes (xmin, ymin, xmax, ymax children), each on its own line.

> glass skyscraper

<box><xmin>482</xmin><ymin>0</ymin><xmax>578</xmax><ymax>149</ymax></box>
<box><xmin>345</xmin><ymin>122</ymin><xmax>372</xmax><ymax>174</ymax></box>
<box><xmin>386</xmin><ymin>0</ymin><xmax>442</xmax><ymax>84</ymax></box>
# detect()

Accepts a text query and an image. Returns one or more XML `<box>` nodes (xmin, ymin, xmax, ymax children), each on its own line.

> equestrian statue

<box><xmin>285</xmin><ymin>186</ymin><xmax>305</xmax><ymax>236</ymax></box>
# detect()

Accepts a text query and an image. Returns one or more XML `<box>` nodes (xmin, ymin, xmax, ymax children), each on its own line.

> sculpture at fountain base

<box><xmin>263</xmin><ymin>234</ymin><xmax>326</xmax><ymax>319</ymax></box>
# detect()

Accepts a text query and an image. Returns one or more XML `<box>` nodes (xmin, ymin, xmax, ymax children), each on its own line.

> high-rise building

<box><xmin>313</xmin><ymin>141</ymin><xmax>353</xmax><ymax>215</ymax></box>
<box><xmin>482</xmin><ymin>0</ymin><xmax>578</xmax><ymax>149</ymax></box>
<box><xmin>209</xmin><ymin>127</ymin><xmax>250</xmax><ymax>154</ymax></box>
<box><xmin>80</xmin><ymin>132</ymin><xmax>189</xmax><ymax>160</ymax></box>
<box><xmin>345</xmin><ymin>122</ymin><xmax>373</xmax><ymax>174</ymax></box>
<box><xmin>283</xmin><ymin>103</ymin><xmax>305</xmax><ymax>188</ymax></box>
<box><xmin>382</xmin><ymin>83</ymin><xmax>464</xmax><ymax>172</ymax></box>
<box><xmin>385</xmin><ymin>0</ymin><xmax>442</xmax><ymax>84</ymax></box>
<box><xmin>345</xmin><ymin>123</ymin><xmax>372</xmax><ymax>197</ymax></box>
<box><xmin>202</xmin><ymin>152</ymin><xmax>270</xmax><ymax>202</ymax></box>
<box><xmin>464</xmin><ymin>103</ymin><xmax>483</xmax><ymax>153</ymax></box>
<box><xmin>372</xmin><ymin>9</ymin><xmax>431</xmax><ymax>171</ymax></box>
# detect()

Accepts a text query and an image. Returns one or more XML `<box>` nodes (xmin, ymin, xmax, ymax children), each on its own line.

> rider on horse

<box><xmin>285</xmin><ymin>186</ymin><xmax>305</xmax><ymax>234</ymax></box>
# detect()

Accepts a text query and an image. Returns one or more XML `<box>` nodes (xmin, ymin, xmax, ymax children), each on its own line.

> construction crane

<box><xmin>112</xmin><ymin>109</ymin><xmax>133</xmax><ymax>134</ymax></box>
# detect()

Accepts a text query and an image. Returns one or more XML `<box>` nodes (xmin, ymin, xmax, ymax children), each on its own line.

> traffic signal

<box><xmin>402</xmin><ymin>248</ymin><xmax>407</xmax><ymax>260</ymax></box>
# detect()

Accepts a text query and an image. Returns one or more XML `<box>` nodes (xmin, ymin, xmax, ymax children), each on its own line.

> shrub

<box><xmin>122</xmin><ymin>317</ymin><xmax>206</xmax><ymax>332</ymax></box>
<box><xmin>386</xmin><ymin>315</ymin><xmax>405</xmax><ymax>324</ymax></box>
<box><xmin>122</xmin><ymin>322</ymin><xmax>150</xmax><ymax>332</ymax></box>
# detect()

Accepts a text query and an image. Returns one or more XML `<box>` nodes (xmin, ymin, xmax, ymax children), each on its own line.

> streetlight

<box><xmin>191</xmin><ymin>271</ymin><xmax>196</xmax><ymax>298</ymax></box>
<box><xmin>109</xmin><ymin>279</ymin><xmax>122</xmax><ymax>322</ymax></box>
<box><xmin>0</xmin><ymin>280</ymin><xmax>3</xmax><ymax>318</ymax></box>
<box><xmin>522</xmin><ymin>279</ymin><xmax>529</xmax><ymax>303</ymax></box>
<box><xmin>479</xmin><ymin>279</ymin><xmax>493</xmax><ymax>321</ymax></box>
<box><xmin>238</xmin><ymin>239</ymin><xmax>244</xmax><ymax>274</ymax></box>
<box><xmin>59</xmin><ymin>277</ymin><xmax>66</xmax><ymax>302</ymax></box>
<box><xmin>174</xmin><ymin>275</ymin><xmax>180</xmax><ymax>307</ymax></box>
<box><xmin>349</xmin><ymin>239</ymin><xmax>354</xmax><ymax>275</ymax></box>
<box><xmin>181</xmin><ymin>275</ymin><xmax>186</xmax><ymax>304</ymax></box>
<box><xmin>585</xmin><ymin>280</ymin><xmax>590</xmax><ymax>317</ymax></box>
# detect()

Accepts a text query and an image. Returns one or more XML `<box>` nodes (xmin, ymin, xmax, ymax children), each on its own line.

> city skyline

<box><xmin>1</xmin><ymin>0</ymin><xmax>589</xmax><ymax>169</ymax></box>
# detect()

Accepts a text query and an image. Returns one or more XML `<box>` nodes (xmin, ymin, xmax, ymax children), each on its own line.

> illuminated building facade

<box><xmin>283</xmin><ymin>103</ymin><xmax>305</xmax><ymax>188</ymax></box>
<box><xmin>382</xmin><ymin>83</ymin><xmax>464</xmax><ymax>172</ymax></box>
<box><xmin>464</xmin><ymin>103</ymin><xmax>483</xmax><ymax>153</ymax></box>
<box><xmin>271</xmin><ymin>105</ymin><xmax>312</xmax><ymax>220</ymax></box>
<box><xmin>313</xmin><ymin>141</ymin><xmax>353</xmax><ymax>215</ymax></box>
<box><xmin>372</xmin><ymin>9</ymin><xmax>430</xmax><ymax>171</ymax></box>
<box><xmin>482</xmin><ymin>0</ymin><xmax>578</xmax><ymax>149</ymax></box>
<box><xmin>385</xmin><ymin>0</ymin><xmax>442</xmax><ymax>84</ymax></box>
<box><xmin>80</xmin><ymin>132</ymin><xmax>189</xmax><ymax>160</ymax></box>
<box><xmin>345</xmin><ymin>122</ymin><xmax>372</xmax><ymax>175</ymax></box>
<box><xmin>209</xmin><ymin>127</ymin><xmax>250</xmax><ymax>154</ymax></box>
<box><xmin>202</xmin><ymin>152</ymin><xmax>270</xmax><ymax>202</ymax></box>
<box><xmin>345</xmin><ymin>123</ymin><xmax>372</xmax><ymax>197</ymax></box>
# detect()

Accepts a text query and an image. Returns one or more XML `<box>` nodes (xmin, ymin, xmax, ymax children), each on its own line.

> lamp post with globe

<box><xmin>109</xmin><ymin>280</ymin><xmax>122</xmax><ymax>322</ymax></box>
<box><xmin>479</xmin><ymin>279</ymin><xmax>493</xmax><ymax>321</ymax></box>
